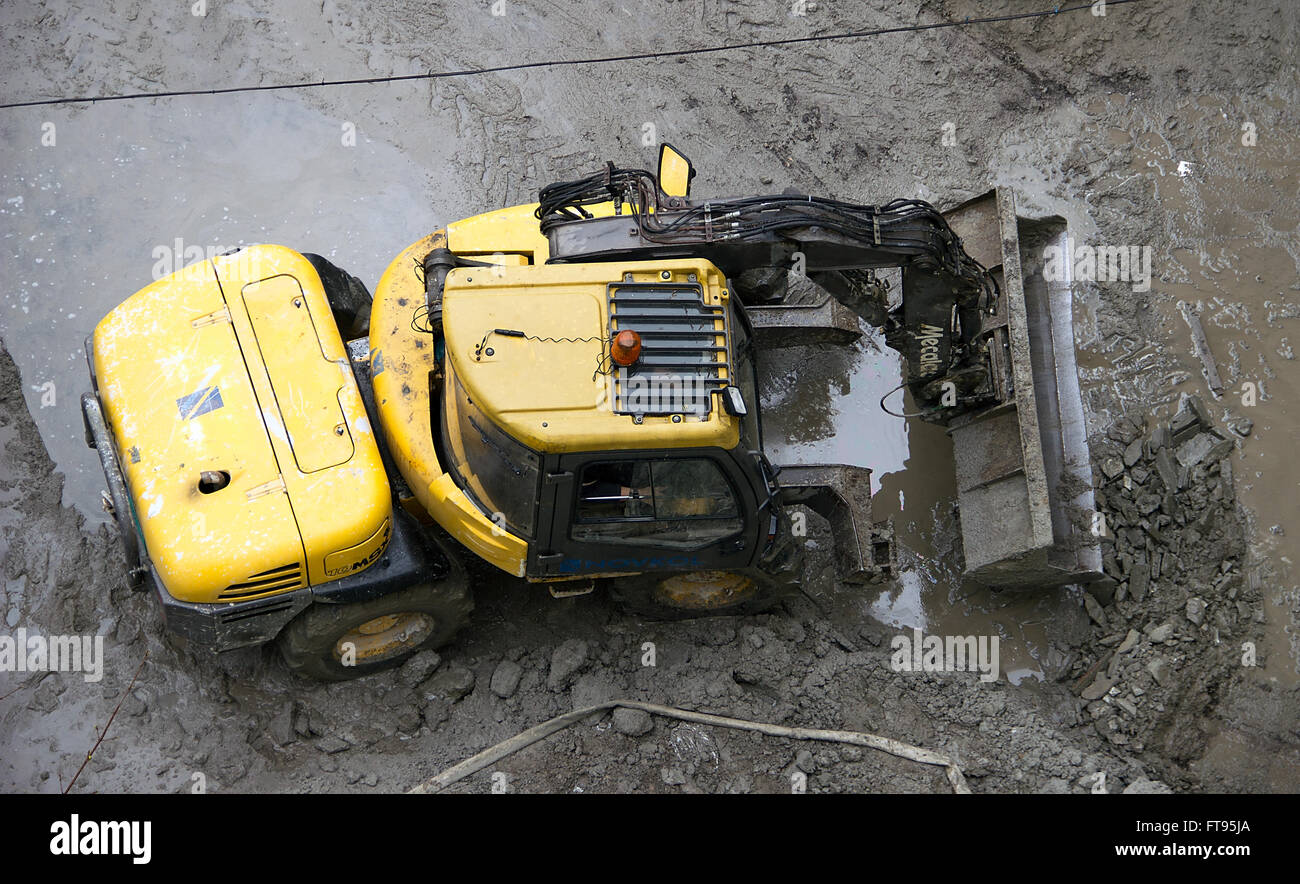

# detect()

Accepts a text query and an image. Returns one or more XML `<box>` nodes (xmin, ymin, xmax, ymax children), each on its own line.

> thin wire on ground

<box><xmin>1</xmin><ymin>1</ymin><xmax>1146</xmax><ymax>110</ymax></box>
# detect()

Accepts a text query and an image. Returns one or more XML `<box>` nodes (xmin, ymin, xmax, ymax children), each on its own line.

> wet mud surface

<box><xmin>1</xmin><ymin>0</ymin><xmax>1297</xmax><ymax>792</ymax></box>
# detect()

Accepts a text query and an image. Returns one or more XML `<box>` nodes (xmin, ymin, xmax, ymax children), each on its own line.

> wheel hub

<box><xmin>333</xmin><ymin>612</ymin><xmax>435</xmax><ymax>663</ymax></box>
<box><xmin>652</xmin><ymin>571</ymin><xmax>758</xmax><ymax>610</ymax></box>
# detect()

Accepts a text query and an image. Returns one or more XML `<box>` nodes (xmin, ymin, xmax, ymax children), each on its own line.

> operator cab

<box><xmin>433</xmin><ymin>255</ymin><xmax>775</xmax><ymax>581</ymax></box>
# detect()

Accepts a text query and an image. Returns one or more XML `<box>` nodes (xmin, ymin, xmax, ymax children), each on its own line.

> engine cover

<box><xmin>90</xmin><ymin>245</ymin><xmax>391</xmax><ymax>603</ymax></box>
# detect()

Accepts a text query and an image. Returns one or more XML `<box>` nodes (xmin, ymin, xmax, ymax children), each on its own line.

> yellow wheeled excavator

<box><xmin>82</xmin><ymin>145</ymin><xmax>1101</xmax><ymax>679</ymax></box>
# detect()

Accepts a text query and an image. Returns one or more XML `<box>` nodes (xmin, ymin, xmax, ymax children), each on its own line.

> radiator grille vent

<box><xmin>607</xmin><ymin>281</ymin><xmax>729</xmax><ymax>417</ymax></box>
<box><xmin>218</xmin><ymin>563</ymin><xmax>303</xmax><ymax>601</ymax></box>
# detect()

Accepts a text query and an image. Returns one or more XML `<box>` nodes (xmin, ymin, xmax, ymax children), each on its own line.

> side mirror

<box><xmin>657</xmin><ymin>143</ymin><xmax>696</xmax><ymax>198</ymax></box>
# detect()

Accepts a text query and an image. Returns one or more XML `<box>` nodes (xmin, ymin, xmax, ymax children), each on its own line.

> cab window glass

<box><xmin>572</xmin><ymin>458</ymin><xmax>741</xmax><ymax>549</ymax></box>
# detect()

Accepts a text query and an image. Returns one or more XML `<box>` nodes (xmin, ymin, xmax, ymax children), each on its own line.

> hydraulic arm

<box><xmin>532</xmin><ymin>163</ymin><xmax>1002</xmax><ymax>419</ymax></box>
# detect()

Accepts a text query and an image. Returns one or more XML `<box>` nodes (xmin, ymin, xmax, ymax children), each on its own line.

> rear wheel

<box><xmin>278</xmin><ymin>578</ymin><xmax>472</xmax><ymax>681</ymax></box>
<box><xmin>302</xmin><ymin>252</ymin><xmax>373</xmax><ymax>339</ymax></box>
<box><xmin>608</xmin><ymin>569</ymin><xmax>796</xmax><ymax>620</ymax></box>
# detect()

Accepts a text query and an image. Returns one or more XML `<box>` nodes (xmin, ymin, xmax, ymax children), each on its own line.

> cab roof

<box><xmin>442</xmin><ymin>258</ymin><xmax>741</xmax><ymax>454</ymax></box>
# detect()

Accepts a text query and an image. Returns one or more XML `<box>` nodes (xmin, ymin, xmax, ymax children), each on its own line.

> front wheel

<box><xmin>277</xmin><ymin>578</ymin><xmax>472</xmax><ymax>681</ymax></box>
<box><xmin>608</xmin><ymin>569</ymin><xmax>797</xmax><ymax>621</ymax></box>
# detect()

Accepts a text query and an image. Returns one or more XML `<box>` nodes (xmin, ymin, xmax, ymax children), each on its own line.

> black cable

<box><xmin>879</xmin><ymin>379</ymin><xmax>946</xmax><ymax>420</ymax></box>
<box><xmin>411</xmin><ymin>303</ymin><xmax>436</xmax><ymax>334</ymax></box>
<box><xmin>539</xmin><ymin>176</ymin><xmax>1000</xmax><ymax>309</ymax></box>
<box><xmin>0</xmin><ymin>1</ymin><xmax>1147</xmax><ymax>110</ymax></box>
<box><xmin>471</xmin><ymin>327</ymin><xmax>613</xmax><ymax>380</ymax></box>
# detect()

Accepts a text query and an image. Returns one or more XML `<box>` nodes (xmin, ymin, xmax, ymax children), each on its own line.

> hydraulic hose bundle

<box><xmin>536</xmin><ymin>164</ymin><xmax>998</xmax><ymax>312</ymax></box>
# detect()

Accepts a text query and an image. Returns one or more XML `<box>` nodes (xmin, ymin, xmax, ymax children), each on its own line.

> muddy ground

<box><xmin>1</xmin><ymin>0</ymin><xmax>1297</xmax><ymax>793</ymax></box>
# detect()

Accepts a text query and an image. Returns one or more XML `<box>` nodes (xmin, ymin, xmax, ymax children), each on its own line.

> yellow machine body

<box><xmin>369</xmin><ymin>202</ymin><xmax>741</xmax><ymax>578</ymax></box>
<box><xmin>91</xmin><ymin>245</ymin><xmax>392</xmax><ymax>604</ymax></box>
<box><xmin>443</xmin><ymin>258</ymin><xmax>736</xmax><ymax>452</ymax></box>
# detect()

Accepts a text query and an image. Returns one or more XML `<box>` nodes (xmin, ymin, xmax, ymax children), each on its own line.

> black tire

<box><xmin>608</xmin><ymin>569</ymin><xmax>797</xmax><ymax>621</ymax></box>
<box><xmin>277</xmin><ymin>577</ymin><xmax>472</xmax><ymax>681</ymax></box>
<box><xmin>302</xmin><ymin>252</ymin><xmax>373</xmax><ymax>339</ymax></box>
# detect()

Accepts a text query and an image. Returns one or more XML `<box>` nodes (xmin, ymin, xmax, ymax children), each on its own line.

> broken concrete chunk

<box><xmin>1177</xmin><ymin>299</ymin><xmax>1223</xmax><ymax>395</ymax></box>
<box><xmin>1150</xmin><ymin>423</ymin><xmax>1172</xmax><ymax>450</ymax></box>
<box><xmin>1108</xmin><ymin>417</ymin><xmax>1141</xmax><ymax>445</ymax></box>
<box><xmin>1107</xmin><ymin>650</ymin><xmax>1122</xmax><ymax>680</ymax></box>
<box><xmin>1153</xmin><ymin>447</ymin><xmax>1180</xmax><ymax>490</ymax></box>
<box><xmin>1090</xmin><ymin>577</ymin><xmax>1118</xmax><ymax>606</ymax></box>
<box><xmin>548</xmin><ymin>639</ymin><xmax>590</xmax><ymax>690</ymax></box>
<box><xmin>1184</xmin><ymin>394</ymin><xmax>1214</xmax><ymax>430</ymax></box>
<box><xmin>1123</xmin><ymin>438</ymin><xmax>1145</xmax><ymax>467</ymax></box>
<box><xmin>269</xmin><ymin>706</ymin><xmax>296</xmax><ymax>747</ymax></box>
<box><xmin>1103</xmin><ymin>552</ymin><xmax>1122</xmax><ymax>580</ymax></box>
<box><xmin>490</xmin><ymin>660</ymin><xmax>523</xmax><ymax>698</ymax></box>
<box><xmin>1116</xmin><ymin>629</ymin><xmax>1140</xmax><ymax>654</ymax></box>
<box><xmin>1170</xmin><ymin>402</ymin><xmax>1205</xmax><ymax>445</ymax></box>
<box><xmin>1083</xmin><ymin>592</ymin><xmax>1107</xmax><ymax>626</ymax></box>
<box><xmin>292</xmin><ymin>704</ymin><xmax>314</xmax><ymax>738</ymax></box>
<box><xmin>1123</xmin><ymin>777</ymin><xmax>1173</xmax><ymax>794</ymax></box>
<box><xmin>1127</xmin><ymin>563</ymin><xmax>1151</xmax><ymax>602</ymax></box>
<box><xmin>315</xmin><ymin>735</ymin><xmax>351</xmax><ymax>754</ymax></box>
<box><xmin>1136</xmin><ymin>493</ymin><xmax>1162</xmax><ymax>515</ymax></box>
<box><xmin>1185</xmin><ymin>597</ymin><xmax>1206</xmax><ymax>626</ymax></box>
<box><xmin>1081</xmin><ymin>674</ymin><xmax>1116</xmax><ymax>701</ymax></box>
<box><xmin>1176</xmin><ymin>432</ymin><xmax>1218</xmax><ymax>469</ymax></box>
<box><xmin>1194</xmin><ymin>506</ymin><xmax>1219</xmax><ymax>536</ymax></box>
<box><xmin>1211</xmin><ymin>569</ymin><xmax>1232</xmax><ymax>598</ymax></box>
<box><xmin>1146</xmin><ymin>657</ymin><xmax>1171</xmax><ymax>686</ymax></box>
<box><xmin>1101</xmin><ymin>457</ymin><xmax>1125</xmax><ymax>480</ymax></box>
<box><xmin>398</xmin><ymin>649</ymin><xmax>442</xmax><ymax>687</ymax></box>
<box><xmin>1205</xmin><ymin>437</ymin><xmax>1236</xmax><ymax>463</ymax></box>
<box><xmin>420</xmin><ymin>664</ymin><xmax>476</xmax><ymax>703</ymax></box>
<box><xmin>1146</xmin><ymin>621</ymin><xmax>1175</xmax><ymax>643</ymax></box>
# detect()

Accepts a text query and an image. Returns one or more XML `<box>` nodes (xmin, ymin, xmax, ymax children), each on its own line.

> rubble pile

<box><xmin>1075</xmin><ymin>395</ymin><xmax>1263</xmax><ymax>767</ymax></box>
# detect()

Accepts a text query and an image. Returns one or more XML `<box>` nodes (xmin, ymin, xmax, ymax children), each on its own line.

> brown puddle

<box><xmin>759</xmin><ymin>326</ymin><xmax>1083</xmax><ymax>684</ymax></box>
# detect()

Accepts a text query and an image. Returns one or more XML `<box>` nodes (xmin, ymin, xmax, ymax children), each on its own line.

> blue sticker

<box><xmin>176</xmin><ymin>385</ymin><xmax>224</xmax><ymax>420</ymax></box>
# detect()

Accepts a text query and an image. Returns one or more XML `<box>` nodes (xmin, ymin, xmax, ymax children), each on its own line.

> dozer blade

<box><xmin>776</xmin><ymin>464</ymin><xmax>895</xmax><ymax>585</ymax></box>
<box><xmin>745</xmin><ymin>298</ymin><xmax>863</xmax><ymax>348</ymax></box>
<box><xmin>942</xmin><ymin>190</ymin><xmax>1103</xmax><ymax>589</ymax></box>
